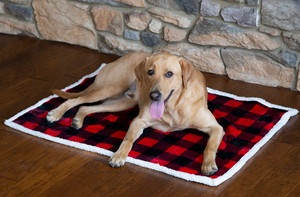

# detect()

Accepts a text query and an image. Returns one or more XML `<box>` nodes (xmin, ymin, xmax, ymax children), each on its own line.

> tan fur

<box><xmin>47</xmin><ymin>52</ymin><xmax>224</xmax><ymax>175</ymax></box>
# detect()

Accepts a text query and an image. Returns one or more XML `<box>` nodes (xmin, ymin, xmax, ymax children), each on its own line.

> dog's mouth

<box><xmin>149</xmin><ymin>90</ymin><xmax>174</xmax><ymax>120</ymax></box>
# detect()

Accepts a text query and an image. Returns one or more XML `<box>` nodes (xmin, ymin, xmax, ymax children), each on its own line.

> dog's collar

<box><xmin>164</xmin><ymin>89</ymin><xmax>174</xmax><ymax>104</ymax></box>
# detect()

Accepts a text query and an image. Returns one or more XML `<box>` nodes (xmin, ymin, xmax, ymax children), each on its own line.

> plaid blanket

<box><xmin>5</xmin><ymin>65</ymin><xmax>297</xmax><ymax>186</ymax></box>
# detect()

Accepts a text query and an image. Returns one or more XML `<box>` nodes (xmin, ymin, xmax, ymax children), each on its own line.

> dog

<box><xmin>47</xmin><ymin>52</ymin><xmax>224</xmax><ymax>175</ymax></box>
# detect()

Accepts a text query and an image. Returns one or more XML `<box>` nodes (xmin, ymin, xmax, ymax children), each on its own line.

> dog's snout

<box><xmin>150</xmin><ymin>90</ymin><xmax>162</xmax><ymax>101</ymax></box>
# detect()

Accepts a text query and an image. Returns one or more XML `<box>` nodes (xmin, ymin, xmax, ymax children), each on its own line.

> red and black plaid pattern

<box><xmin>12</xmin><ymin>75</ymin><xmax>286</xmax><ymax>179</ymax></box>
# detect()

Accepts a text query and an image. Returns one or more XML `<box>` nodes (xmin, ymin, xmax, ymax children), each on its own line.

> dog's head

<box><xmin>134</xmin><ymin>52</ymin><xmax>194</xmax><ymax>119</ymax></box>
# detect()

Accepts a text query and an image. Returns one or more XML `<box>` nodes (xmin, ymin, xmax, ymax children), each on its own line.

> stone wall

<box><xmin>0</xmin><ymin>0</ymin><xmax>300</xmax><ymax>91</ymax></box>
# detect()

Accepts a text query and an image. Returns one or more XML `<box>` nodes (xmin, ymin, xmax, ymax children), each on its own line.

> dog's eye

<box><xmin>165</xmin><ymin>71</ymin><xmax>173</xmax><ymax>78</ymax></box>
<box><xmin>148</xmin><ymin>69</ymin><xmax>154</xmax><ymax>76</ymax></box>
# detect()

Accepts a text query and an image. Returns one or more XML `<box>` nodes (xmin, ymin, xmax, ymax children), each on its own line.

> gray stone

<box><xmin>223</xmin><ymin>0</ymin><xmax>244</xmax><ymax>2</ymax></box>
<box><xmin>173</xmin><ymin>0</ymin><xmax>199</xmax><ymax>15</ymax></box>
<box><xmin>0</xmin><ymin>15</ymin><xmax>38</xmax><ymax>37</ymax></box>
<box><xmin>162</xmin><ymin>43</ymin><xmax>226</xmax><ymax>75</ymax></box>
<box><xmin>0</xmin><ymin>2</ymin><xmax>4</xmax><ymax>14</ymax></box>
<box><xmin>149</xmin><ymin>19</ymin><xmax>162</xmax><ymax>34</ymax></box>
<box><xmin>164</xmin><ymin>26</ymin><xmax>186</xmax><ymax>42</ymax></box>
<box><xmin>0</xmin><ymin>0</ymin><xmax>31</xmax><ymax>4</ymax></box>
<box><xmin>91</xmin><ymin>6</ymin><xmax>123</xmax><ymax>36</ymax></box>
<box><xmin>246</xmin><ymin>0</ymin><xmax>259</xmax><ymax>5</ymax></box>
<box><xmin>114</xmin><ymin>0</ymin><xmax>145</xmax><ymax>7</ymax></box>
<box><xmin>221</xmin><ymin>49</ymin><xmax>294</xmax><ymax>88</ymax></box>
<box><xmin>4</xmin><ymin>3</ymin><xmax>33</xmax><ymax>21</ymax></box>
<box><xmin>258</xmin><ymin>26</ymin><xmax>280</xmax><ymax>37</ymax></box>
<box><xmin>263</xmin><ymin>49</ymin><xmax>299</xmax><ymax>68</ymax></box>
<box><xmin>33</xmin><ymin>0</ymin><xmax>97</xmax><ymax>50</ymax></box>
<box><xmin>76</xmin><ymin>0</ymin><xmax>128</xmax><ymax>7</ymax></box>
<box><xmin>124</xmin><ymin>11</ymin><xmax>149</xmax><ymax>31</ymax></box>
<box><xmin>221</xmin><ymin>7</ymin><xmax>258</xmax><ymax>27</ymax></box>
<box><xmin>124</xmin><ymin>29</ymin><xmax>140</xmax><ymax>40</ymax></box>
<box><xmin>282</xmin><ymin>32</ymin><xmax>300</xmax><ymax>51</ymax></box>
<box><xmin>262</xmin><ymin>0</ymin><xmax>300</xmax><ymax>31</ymax></box>
<box><xmin>200</xmin><ymin>0</ymin><xmax>220</xmax><ymax>17</ymax></box>
<box><xmin>98</xmin><ymin>32</ymin><xmax>151</xmax><ymax>56</ymax></box>
<box><xmin>141</xmin><ymin>31</ymin><xmax>161</xmax><ymax>47</ymax></box>
<box><xmin>148</xmin><ymin>7</ymin><xmax>192</xmax><ymax>28</ymax></box>
<box><xmin>189</xmin><ymin>18</ymin><xmax>242</xmax><ymax>37</ymax></box>
<box><xmin>297</xmin><ymin>68</ymin><xmax>300</xmax><ymax>91</ymax></box>
<box><xmin>146</xmin><ymin>0</ymin><xmax>200</xmax><ymax>15</ymax></box>
<box><xmin>188</xmin><ymin>18</ymin><xmax>279</xmax><ymax>50</ymax></box>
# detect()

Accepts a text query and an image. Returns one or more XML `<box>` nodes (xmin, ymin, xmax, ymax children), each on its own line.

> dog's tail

<box><xmin>52</xmin><ymin>88</ymin><xmax>89</xmax><ymax>99</ymax></box>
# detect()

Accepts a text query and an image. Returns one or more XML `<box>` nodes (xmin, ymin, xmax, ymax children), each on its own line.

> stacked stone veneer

<box><xmin>0</xmin><ymin>0</ymin><xmax>300</xmax><ymax>91</ymax></box>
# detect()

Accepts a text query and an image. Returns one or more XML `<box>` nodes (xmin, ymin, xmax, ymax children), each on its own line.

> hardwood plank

<box><xmin>0</xmin><ymin>176</ymin><xmax>18</xmax><ymax>197</ymax></box>
<box><xmin>0</xmin><ymin>132</ymin><xmax>93</xmax><ymax>196</ymax></box>
<box><xmin>0</xmin><ymin>78</ymin><xmax>47</xmax><ymax>118</ymax></box>
<box><xmin>0</xmin><ymin>122</ymin><xmax>30</xmax><ymax>157</ymax></box>
<box><xmin>0</xmin><ymin>34</ymin><xmax>40</xmax><ymax>66</ymax></box>
<box><xmin>288</xmin><ymin>183</ymin><xmax>300</xmax><ymax>197</ymax></box>
<box><xmin>273</xmin><ymin>117</ymin><xmax>300</xmax><ymax>147</ymax></box>
<box><xmin>0</xmin><ymin>35</ymin><xmax>118</xmax><ymax>86</ymax></box>
<box><xmin>0</xmin><ymin>75</ymin><xmax>80</xmax><ymax>119</ymax></box>
<box><xmin>40</xmin><ymin>158</ymin><xmax>210</xmax><ymax>196</ymax></box>
<box><xmin>203</xmin><ymin>141</ymin><xmax>294</xmax><ymax>196</ymax></box>
<box><xmin>245</xmin><ymin>146</ymin><xmax>300</xmax><ymax>197</ymax></box>
<box><xmin>9</xmin><ymin>154</ymin><xmax>90</xmax><ymax>196</ymax></box>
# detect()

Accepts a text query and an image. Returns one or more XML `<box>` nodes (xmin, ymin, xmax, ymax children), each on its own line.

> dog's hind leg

<box><xmin>71</xmin><ymin>95</ymin><xmax>137</xmax><ymax>129</ymax></box>
<box><xmin>46</xmin><ymin>52</ymin><xmax>148</xmax><ymax>124</ymax></box>
<box><xmin>47</xmin><ymin>85</ymin><xmax>128</xmax><ymax>123</ymax></box>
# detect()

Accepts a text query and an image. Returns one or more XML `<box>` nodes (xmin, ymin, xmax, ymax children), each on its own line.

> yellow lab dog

<box><xmin>47</xmin><ymin>52</ymin><xmax>224</xmax><ymax>175</ymax></box>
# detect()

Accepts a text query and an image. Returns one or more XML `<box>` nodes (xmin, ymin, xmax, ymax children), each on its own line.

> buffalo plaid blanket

<box><xmin>5</xmin><ymin>64</ymin><xmax>298</xmax><ymax>186</ymax></box>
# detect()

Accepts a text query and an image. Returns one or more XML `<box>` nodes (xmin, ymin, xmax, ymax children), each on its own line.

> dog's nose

<box><xmin>150</xmin><ymin>90</ymin><xmax>162</xmax><ymax>101</ymax></box>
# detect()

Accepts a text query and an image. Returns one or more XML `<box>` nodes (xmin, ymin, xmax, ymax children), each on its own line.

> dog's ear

<box><xmin>134</xmin><ymin>58</ymin><xmax>147</xmax><ymax>85</ymax></box>
<box><xmin>179</xmin><ymin>58</ymin><xmax>194</xmax><ymax>89</ymax></box>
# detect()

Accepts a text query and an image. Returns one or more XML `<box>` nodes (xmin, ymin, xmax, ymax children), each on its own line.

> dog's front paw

<box><xmin>46</xmin><ymin>109</ymin><xmax>61</xmax><ymax>123</ymax></box>
<box><xmin>71</xmin><ymin>117</ymin><xmax>83</xmax><ymax>130</ymax></box>
<box><xmin>109</xmin><ymin>153</ymin><xmax>127</xmax><ymax>168</ymax></box>
<box><xmin>201</xmin><ymin>160</ymin><xmax>218</xmax><ymax>175</ymax></box>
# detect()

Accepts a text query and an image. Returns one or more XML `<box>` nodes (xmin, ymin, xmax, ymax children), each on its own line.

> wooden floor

<box><xmin>0</xmin><ymin>34</ymin><xmax>299</xmax><ymax>197</ymax></box>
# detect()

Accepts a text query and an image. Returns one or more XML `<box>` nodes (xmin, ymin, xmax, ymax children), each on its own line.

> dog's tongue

<box><xmin>149</xmin><ymin>101</ymin><xmax>165</xmax><ymax>120</ymax></box>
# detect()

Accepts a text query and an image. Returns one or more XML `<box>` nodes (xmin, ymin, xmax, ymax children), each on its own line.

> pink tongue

<box><xmin>149</xmin><ymin>101</ymin><xmax>165</xmax><ymax>119</ymax></box>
